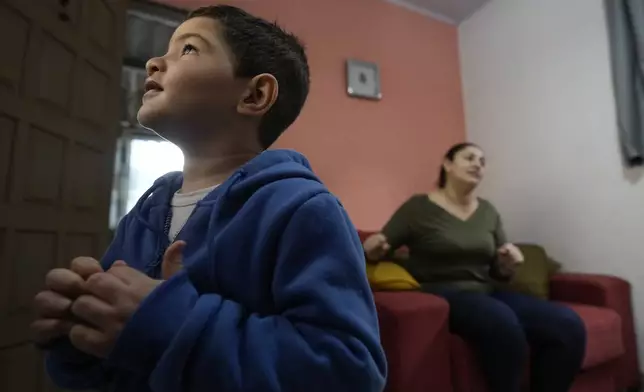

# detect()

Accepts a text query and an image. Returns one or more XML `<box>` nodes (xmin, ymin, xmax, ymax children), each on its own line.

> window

<box><xmin>110</xmin><ymin>2</ymin><xmax>187</xmax><ymax>228</ymax></box>
<box><xmin>110</xmin><ymin>137</ymin><xmax>183</xmax><ymax>228</ymax></box>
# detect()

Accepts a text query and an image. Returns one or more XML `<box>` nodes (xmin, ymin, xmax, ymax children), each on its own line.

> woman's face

<box><xmin>444</xmin><ymin>146</ymin><xmax>486</xmax><ymax>187</ymax></box>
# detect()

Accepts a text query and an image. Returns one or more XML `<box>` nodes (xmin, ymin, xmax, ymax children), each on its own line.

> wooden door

<box><xmin>0</xmin><ymin>0</ymin><xmax>127</xmax><ymax>391</ymax></box>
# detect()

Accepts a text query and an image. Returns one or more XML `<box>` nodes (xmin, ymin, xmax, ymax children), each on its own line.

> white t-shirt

<box><xmin>169</xmin><ymin>185</ymin><xmax>218</xmax><ymax>241</ymax></box>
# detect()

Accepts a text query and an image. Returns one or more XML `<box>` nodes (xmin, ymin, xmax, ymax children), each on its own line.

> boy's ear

<box><xmin>237</xmin><ymin>74</ymin><xmax>278</xmax><ymax>117</ymax></box>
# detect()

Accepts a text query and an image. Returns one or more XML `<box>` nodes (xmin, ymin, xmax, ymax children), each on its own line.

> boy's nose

<box><xmin>146</xmin><ymin>56</ymin><xmax>166</xmax><ymax>76</ymax></box>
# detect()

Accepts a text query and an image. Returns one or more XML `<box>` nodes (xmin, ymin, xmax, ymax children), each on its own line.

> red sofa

<box><xmin>359</xmin><ymin>232</ymin><xmax>640</xmax><ymax>392</ymax></box>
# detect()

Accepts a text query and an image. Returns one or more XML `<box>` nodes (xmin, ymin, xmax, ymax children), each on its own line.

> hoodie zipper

<box><xmin>147</xmin><ymin>211</ymin><xmax>173</xmax><ymax>278</ymax></box>
<box><xmin>147</xmin><ymin>171</ymin><xmax>240</xmax><ymax>279</ymax></box>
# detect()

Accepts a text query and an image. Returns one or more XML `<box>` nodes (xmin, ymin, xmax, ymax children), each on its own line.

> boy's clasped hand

<box><xmin>31</xmin><ymin>241</ymin><xmax>186</xmax><ymax>358</ymax></box>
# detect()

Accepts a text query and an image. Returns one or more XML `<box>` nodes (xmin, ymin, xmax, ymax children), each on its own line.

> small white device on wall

<box><xmin>346</xmin><ymin>59</ymin><xmax>382</xmax><ymax>100</ymax></box>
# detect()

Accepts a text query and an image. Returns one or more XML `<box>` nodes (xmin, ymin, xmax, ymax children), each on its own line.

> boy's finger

<box><xmin>162</xmin><ymin>241</ymin><xmax>186</xmax><ymax>280</ymax></box>
<box><xmin>70</xmin><ymin>257</ymin><xmax>104</xmax><ymax>280</ymax></box>
<box><xmin>163</xmin><ymin>241</ymin><xmax>186</xmax><ymax>263</ymax></box>
<box><xmin>69</xmin><ymin>323</ymin><xmax>110</xmax><ymax>358</ymax></box>
<box><xmin>103</xmin><ymin>265</ymin><xmax>144</xmax><ymax>287</ymax></box>
<box><xmin>33</xmin><ymin>290</ymin><xmax>73</xmax><ymax>318</ymax></box>
<box><xmin>112</xmin><ymin>260</ymin><xmax>127</xmax><ymax>267</ymax></box>
<box><xmin>31</xmin><ymin>318</ymin><xmax>74</xmax><ymax>345</ymax></box>
<box><xmin>70</xmin><ymin>294</ymin><xmax>114</xmax><ymax>329</ymax></box>
<box><xmin>45</xmin><ymin>269</ymin><xmax>85</xmax><ymax>298</ymax></box>
<box><xmin>86</xmin><ymin>271</ymin><xmax>131</xmax><ymax>300</ymax></box>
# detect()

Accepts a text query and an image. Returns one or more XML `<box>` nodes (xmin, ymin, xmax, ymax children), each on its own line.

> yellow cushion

<box><xmin>366</xmin><ymin>261</ymin><xmax>420</xmax><ymax>291</ymax></box>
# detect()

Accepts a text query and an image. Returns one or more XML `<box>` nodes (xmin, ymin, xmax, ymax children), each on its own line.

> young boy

<box><xmin>31</xmin><ymin>5</ymin><xmax>386</xmax><ymax>392</ymax></box>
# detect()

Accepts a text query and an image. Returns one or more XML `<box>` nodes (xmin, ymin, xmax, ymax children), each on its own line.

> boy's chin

<box><xmin>137</xmin><ymin>110</ymin><xmax>183</xmax><ymax>141</ymax></box>
<box><xmin>137</xmin><ymin>108</ymin><xmax>163</xmax><ymax>132</ymax></box>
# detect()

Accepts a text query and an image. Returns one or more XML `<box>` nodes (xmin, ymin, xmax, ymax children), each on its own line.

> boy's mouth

<box><xmin>143</xmin><ymin>79</ymin><xmax>164</xmax><ymax>101</ymax></box>
<box><xmin>144</xmin><ymin>79</ymin><xmax>164</xmax><ymax>94</ymax></box>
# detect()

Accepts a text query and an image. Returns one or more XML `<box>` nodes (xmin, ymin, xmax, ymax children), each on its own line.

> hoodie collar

<box><xmin>130</xmin><ymin>149</ymin><xmax>319</xmax><ymax>224</ymax></box>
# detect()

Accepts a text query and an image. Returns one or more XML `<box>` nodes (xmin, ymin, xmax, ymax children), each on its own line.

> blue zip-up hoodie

<box><xmin>45</xmin><ymin>149</ymin><xmax>386</xmax><ymax>392</ymax></box>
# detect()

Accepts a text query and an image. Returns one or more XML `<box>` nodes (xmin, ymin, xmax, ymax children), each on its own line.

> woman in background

<box><xmin>363</xmin><ymin>143</ymin><xmax>586</xmax><ymax>392</ymax></box>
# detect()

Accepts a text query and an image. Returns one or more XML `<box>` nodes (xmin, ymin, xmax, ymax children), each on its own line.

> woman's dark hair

<box><xmin>437</xmin><ymin>142</ymin><xmax>479</xmax><ymax>188</ymax></box>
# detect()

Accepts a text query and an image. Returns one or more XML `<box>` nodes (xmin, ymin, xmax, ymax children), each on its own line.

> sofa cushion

<box><xmin>560</xmin><ymin>302</ymin><xmax>625</xmax><ymax>369</ymax></box>
<box><xmin>375</xmin><ymin>292</ymin><xmax>452</xmax><ymax>392</ymax></box>
<box><xmin>367</xmin><ymin>261</ymin><xmax>420</xmax><ymax>291</ymax></box>
<box><xmin>498</xmin><ymin>244</ymin><xmax>561</xmax><ymax>299</ymax></box>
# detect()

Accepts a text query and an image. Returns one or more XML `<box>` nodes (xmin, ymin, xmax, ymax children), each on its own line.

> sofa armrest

<box><xmin>550</xmin><ymin>273</ymin><xmax>640</xmax><ymax>389</ymax></box>
<box><xmin>550</xmin><ymin>273</ymin><xmax>629</xmax><ymax>307</ymax></box>
<box><xmin>374</xmin><ymin>292</ymin><xmax>452</xmax><ymax>392</ymax></box>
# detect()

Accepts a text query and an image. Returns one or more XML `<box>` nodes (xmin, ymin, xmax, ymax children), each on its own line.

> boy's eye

<box><xmin>181</xmin><ymin>44</ymin><xmax>198</xmax><ymax>55</ymax></box>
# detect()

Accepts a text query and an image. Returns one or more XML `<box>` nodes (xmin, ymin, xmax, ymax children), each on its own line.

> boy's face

<box><xmin>137</xmin><ymin>17</ymin><xmax>246</xmax><ymax>140</ymax></box>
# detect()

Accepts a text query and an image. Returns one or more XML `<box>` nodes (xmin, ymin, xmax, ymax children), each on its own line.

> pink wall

<box><xmin>155</xmin><ymin>0</ymin><xmax>466</xmax><ymax>229</ymax></box>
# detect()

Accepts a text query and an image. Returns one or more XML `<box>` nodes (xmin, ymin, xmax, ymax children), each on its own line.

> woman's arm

<box><xmin>489</xmin><ymin>209</ymin><xmax>523</xmax><ymax>281</ymax></box>
<box><xmin>364</xmin><ymin>197</ymin><xmax>415</xmax><ymax>262</ymax></box>
<box><xmin>382</xmin><ymin>198</ymin><xmax>415</xmax><ymax>250</ymax></box>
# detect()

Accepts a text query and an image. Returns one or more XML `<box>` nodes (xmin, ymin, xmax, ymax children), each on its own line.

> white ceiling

<box><xmin>385</xmin><ymin>0</ymin><xmax>490</xmax><ymax>24</ymax></box>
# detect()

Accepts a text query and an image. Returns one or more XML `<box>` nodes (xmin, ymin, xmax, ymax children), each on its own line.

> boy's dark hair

<box><xmin>187</xmin><ymin>5</ymin><xmax>310</xmax><ymax>149</ymax></box>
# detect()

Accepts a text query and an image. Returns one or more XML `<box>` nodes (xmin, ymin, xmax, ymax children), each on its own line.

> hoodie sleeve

<box><xmin>106</xmin><ymin>192</ymin><xmax>387</xmax><ymax>392</ymax></box>
<box><xmin>44</xmin><ymin>217</ymin><xmax>129</xmax><ymax>390</ymax></box>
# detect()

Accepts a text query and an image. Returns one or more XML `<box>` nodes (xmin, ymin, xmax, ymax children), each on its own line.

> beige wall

<box><xmin>459</xmin><ymin>0</ymin><xmax>644</xmax><ymax>367</ymax></box>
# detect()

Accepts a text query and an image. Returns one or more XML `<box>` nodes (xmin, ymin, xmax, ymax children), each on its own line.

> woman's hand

<box><xmin>497</xmin><ymin>243</ymin><xmax>524</xmax><ymax>273</ymax></box>
<box><xmin>363</xmin><ymin>233</ymin><xmax>391</xmax><ymax>262</ymax></box>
